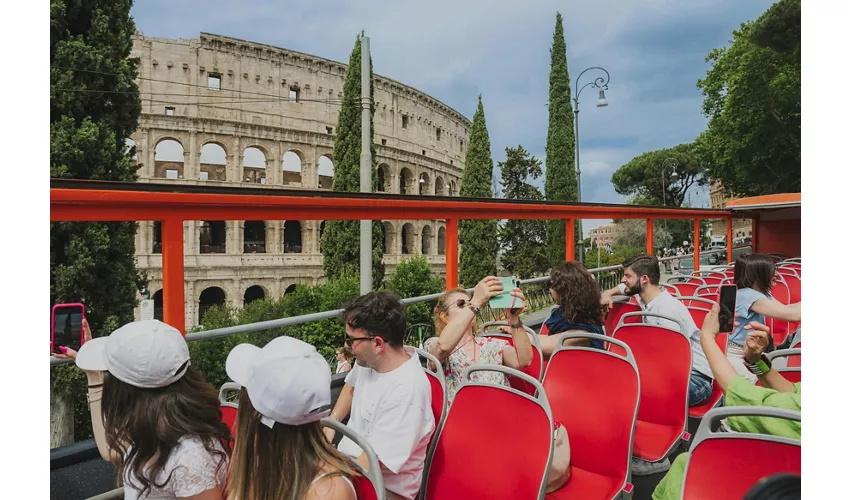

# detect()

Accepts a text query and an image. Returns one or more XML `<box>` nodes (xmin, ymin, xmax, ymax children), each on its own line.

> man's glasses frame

<box><xmin>344</xmin><ymin>333</ymin><xmax>378</xmax><ymax>347</ymax></box>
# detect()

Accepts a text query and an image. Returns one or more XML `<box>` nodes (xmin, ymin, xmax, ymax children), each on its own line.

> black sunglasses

<box><xmin>453</xmin><ymin>298</ymin><xmax>468</xmax><ymax>309</ymax></box>
<box><xmin>344</xmin><ymin>333</ymin><xmax>377</xmax><ymax>347</ymax></box>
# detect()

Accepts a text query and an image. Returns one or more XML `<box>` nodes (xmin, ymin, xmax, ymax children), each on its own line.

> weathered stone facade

<box><xmin>129</xmin><ymin>33</ymin><xmax>469</xmax><ymax>328</ymax></box>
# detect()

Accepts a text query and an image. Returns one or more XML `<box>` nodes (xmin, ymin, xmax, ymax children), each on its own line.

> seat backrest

<box><xmin>782</xmin><ymin>273</ymin><xmax>802</xmax><ymax>304</ymax></box>
<box><xmin>669</xmin><ymin>282</ymin><xmax>702</xmax><ymax>297</ymax></box>
<box><xmin>702</xmin><ymin>276</ymin><xmax>723</xmax><ymax>286</ymax></box>
<box><xmin>220</xmin><ymin>403</ymin><xmax>238</xmax><ymax>438</ymax></box>
<box><xmin>658</xmin><ymin>283</ymin><xmax>680</xmax><ymax>296</ymax></box>
<box><xmin>322</xmin><ymin>418</ymin><xmax>385</xmax><ymax>500</ymax></box>
<box><xmin>542</xmin><ymin>333</ymin><xmax>639</xmax><ymax>483</ymax></box>
<box><xmin>610</xmin><ymin>312</ymin><xmax>691</xmax><ymax>438</ymax></box>
<box><xmin>768</xmin><ymin>348</ymin><xmax>801</xmax><ymax>370</ymax></box>
<box><xmin>415</xmin><ymin>347</ymin><xmax>448</xmax><ymax>494</ymax></box>
<box><xmin>668</xmin><ymin>275</ymin><xmax>707</xmax><ymax>286</ymax></box>
<box><xmin>695</xmin><ymin>285</ymin><xmax>718</xmax><ymax>297</ymax></box>
<box><xmin>480</xmin><ymin>329</ymin><xmax>544</xmax><ymax>395</ymax></box>
<box><xmin>423</xmin><ymin>365</ymin><xmax>553</xmax><ymax>500</ymax></box>
<box><xmin>681</xmin><ymin>407</ymin><xmax>801</xmax><ymax>500</ymax></box>
<box><xmin>604</xmin><ymin>300</ymin><xmax>642</xmax><ymax>336</ymax></box>
<box><xmin>538</xmin><ymin>305</ymin><xmax>558</xmax><ymax>336</ymax></box>
<box><xmin>678</xmin><ymin>295</ymin><xmax>717</xmax><ymax>309</ymax></box>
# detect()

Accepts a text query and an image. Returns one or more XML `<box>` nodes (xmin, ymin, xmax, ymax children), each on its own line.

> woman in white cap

<box><xmin>55</xmin><ymin>319</ymin><xmax>231</xmax><ymax>499</ymax></box>
<box><xmin>225</xmin><ymin>336</ymin><xmax>359</xmax><ymax>500</ymax></box>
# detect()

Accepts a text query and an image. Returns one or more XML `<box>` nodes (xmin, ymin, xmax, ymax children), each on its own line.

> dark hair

<box><xmin>742</xmin><ymin>473</ymin><xmax>801</xmax><ymax>500</ymax></box>
<box><xmin>622</xmin><ymin>254</ymin><xmax>661</xmax><ymax>285</ymax></box>
<box><xmin>735</xmin><ymin>253</ymin><xmax>776</xmax><ymax>294</ymax></box>
<box><xmin>343</xmin><ymin>291</ymin><xmax>406</xmax><ymax>347</ymax></box>
<box><xmin>549</xmin><ymin>262</ymin><xmax>603</xmax><ymax>326</ymax></box>
<box><xmin>101</xmin><ymin>364</ymin><xmax>232</xmax><ymax>497</ymax></box>
<box><xmin>228</xmin><ymin>389</ymin><xmax>359</xmax><ymax>500</ymax></box>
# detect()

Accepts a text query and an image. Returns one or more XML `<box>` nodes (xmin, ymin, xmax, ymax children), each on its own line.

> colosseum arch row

<box><xmin>137</xmin><ymin>220</ymin><xmax>448</xmax><ymax>257</ymax></box>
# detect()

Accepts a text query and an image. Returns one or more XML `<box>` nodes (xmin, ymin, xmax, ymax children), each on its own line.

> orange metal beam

<box><xmin>751</xmin><ymin>216</ymin><xmax>760</xmax><ymax>253</ymax></box>
<box><xmin>565</xmin><ymin>219</ymin><xmax>575</xmax><ymax>262</ymax></box>
<box><xmin>693</xmin><ymin>219</ymin><xmax>701</xmax><ymax>274</ymax></box>
<box><xmin>727</xmin><ymin>219</ymin><xmax>734</xmax><ymax>264</ymax></box>
<box><xmin>646</xmin><ymin>219</ymin><xmax>654</xmax><ymax>256</ymax></box>
<box><xmin>445</xmin><ymin>219</ymin><xmax>459</xmax><ymax>290</ymax></box>
<box><xmin>162</xmin><ymin>219</ymin><xmax>185</xmax><ymax>334</ymax></box>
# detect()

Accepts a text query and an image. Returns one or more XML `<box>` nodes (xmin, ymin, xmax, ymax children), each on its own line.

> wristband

<box><xmin>743</xmin><ymin>354</ymin><xmax>772</xmax><ymax>375</ymax></box>
<box><xmin>509</xmin><ymin>320</ymin><xmax>523</xmax><ymax>329</ymax></box>
<box><xmin>468</xmin><ymin>303</ymin><xmax>481</xmax><ymax>315</ymax></box>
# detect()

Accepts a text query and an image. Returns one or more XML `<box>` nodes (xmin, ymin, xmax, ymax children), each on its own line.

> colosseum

<box><xmin>128</xmin><ymin>32</ymin><xmax>471</xmax><ymax>329</ymax></box>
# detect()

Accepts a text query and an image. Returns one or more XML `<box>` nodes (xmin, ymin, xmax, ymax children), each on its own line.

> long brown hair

<box><xmin>101</xmin><ymin>363</ymin><xmax>232</xmax><ymax>497</ymax></box>
<box><xmin>227</xmin><ymin>388</ymin><xmax>360</xmax><ymax>500</ymax></box>
<box><xmin>549</xmin><ymin>261</ymin><xmax>603</xmax><ymax>326</ymax></box>
<box><xmin>734</xmin><ymin>253</ymin><xmax>776</xmax><ymax>294</ymax></box>
<box><xmin>433</xmin><ymin>287</ymin><xmax>471</xmax><ymax>335</ymax></box>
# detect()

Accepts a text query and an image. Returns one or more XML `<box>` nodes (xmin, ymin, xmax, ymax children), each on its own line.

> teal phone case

<box><xmin>489</xmin><ymin>277</ymin><xmax>524</xmax><ymax>309</ymax></box>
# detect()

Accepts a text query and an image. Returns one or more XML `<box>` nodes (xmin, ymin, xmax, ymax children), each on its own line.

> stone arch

<box><xmin>282</xmin><ymin>149</ymin><xmax>304</xmax><ymax>186</ymax></box>
<box><xmin>243</xmin><ymin>221</ymin><xmax>266</xmax><ymax>253</ymax></box>
<box><xmin>243</xmin><ymin>285</ymin><xmax>267</xmax><ymax>305</ymax></box>
<box><xmin>419</xmin><ymin>172</ymin><xmax>432</xmax><ymax>196</ymax></box>
<box><xmin>377</xmin><ymin>164</ymin><xmax>389</xmax><ymax>192</ymax></box>
<box><xmin>382</xmin><ymin>221</ymin><xmax>397</xmax><ymax>254</ymax></box>
<box><xmin>438</xmin><ymin>226</ymin><xmax>446</xmax><ymax>255</ymax></box>
<box><xmin>284</xmin><ymin>283</ymin><xmax>298</xmax><ymax>295</ymax></box>
<box><xmin>200</xmin><ymin>142</ymin><xmax>227</xmax><ymax>181</ymax></box>
<box><xmin>449</xmin><ymin>180</ymin><xmax>458</xmax><ymax>196</ymax></box>
<box><xmin>401</xmin><ymin>223</ymin><xmax>416</xmax><ymax>254</ymax></box>
<box><xmin>152</xmin><ymin>221</ymin><xmax>162</xmax><ymax>254</ymax></box>
<box><xmin>318</xmin><ymin>221</ymin><xmax>327</xmax><ymax>252</ymax></box>
<box><xmin>283</xmin><ymin>220</ymin><xmax>303</xmax><ymax>253</ymax></box>
<box><xmin>199</xmin><ymin>220</ymin><xmax>226</xmax><ymax>253</ymax></box>
<box><xmin>198</xmin><ymin>286</ymin><xmax>226</xmax><ymax>324</ymax></box>
<box><xmin>399</xmin><ymin>167</ymin><xmax>414</xmax><ymax>195</ymax></box>
<box><xmin>435</xmin><ymin>176</ymin><xmax>445</xmax><ymax>196</ymax></box>
<box><xmin>154</xmin><ymin>138</ymin><xmax>185</xmax><ymax>179</ymax></box>
<box><xmin>421</xmin><ymin>224</ymin><xmax>433</xmax><ymax>255</ymax></box>
<box><xmin>152</xmin><ymin>289</ymin><xmax>163</xmax><ymax>321</ymax></box>
<box><xmin>318</xmin><ymin>154</ymin><xmax>334</xmax><ymax>189</ymax></box>
<box><xmin>243</xmin><ymin>146</ymin><xmax>268</xmax><ymax>184</ymax></box>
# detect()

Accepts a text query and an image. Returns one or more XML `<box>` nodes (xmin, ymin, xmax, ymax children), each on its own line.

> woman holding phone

<box><xmin>54</xmin><ymin>320</ymin><xmax>231</xmax><ymax>500</ymax></box>
<box><xmin>730</xmin><ymin>254</ymin><xmax>802</xmax><ymax>381</ymax></box>
<box><xmin>427</xmin><ymin>276</ymin><xmax>533</xmax><ymax>405</ymax></box>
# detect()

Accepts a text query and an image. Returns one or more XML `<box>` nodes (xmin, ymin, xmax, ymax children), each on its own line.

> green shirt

<box><xmin>652</xmin><ymin>376</ymin><xmax>801</xmax><ymax>500</ymax></box>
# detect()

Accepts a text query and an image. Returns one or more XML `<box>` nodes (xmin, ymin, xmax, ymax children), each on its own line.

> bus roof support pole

<box><xmin>162</xmin><ymin>218</ymin><xmax>186</xmax><ymax>334</ymax></box>
<box><xmin>693</xmin><ymin>218</ymin><xmax>701</xmax><ymax>274</ymax></box>
<box><xmin>646</xmin><ymin>218</ymin><xmax>654</xmax><ymax>256</ymax></box>
<box><xmin>446</xmin><ymin>218</ymin><xmax>459</xmax><ymax>290</ymax></box>
<box><xmin>565</xmin><ymin>218</ymin><xmax>576</xmax><ymax>261</ymax></box>
<box><xmin>726</xmin><ymin>217</ymin><xmax>734</xmax><ymax>264</ymax></box>
<box><xmin>359</xmin><ymin>35</ymin><xmax>373</xmax><ymax>295</ymax></box>
<box><xmin>751</xmin><ymin>216</ymin><xmax>760</xmax><ymax>254</ymax></box>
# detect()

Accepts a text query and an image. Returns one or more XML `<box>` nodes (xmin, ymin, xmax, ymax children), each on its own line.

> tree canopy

<box><xmin>611</xmin><ymin>142</ymin><xmax>708</xmax><ymax>207</ymax></box>
<box><xmin>696</xmin><ymin>0</ymin><xmax>800</xmax><ymax>196</ymax></box>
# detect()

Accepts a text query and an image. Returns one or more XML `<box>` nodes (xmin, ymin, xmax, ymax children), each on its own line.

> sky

<box><xmin>131</xmin><ymin>0</ymin><xmax>776</xmax><ymax>235</ymax></box>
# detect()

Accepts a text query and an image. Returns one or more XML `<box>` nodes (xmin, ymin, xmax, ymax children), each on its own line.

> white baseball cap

<box><xmin>76</xmin><ymin>320</ymin><xmax>191</xmax><ymax>388</ymax></box>
<box><xmin>225</xmin><ymin>336</ymin><xmax>331</xmax><ymax>428</ymax></box>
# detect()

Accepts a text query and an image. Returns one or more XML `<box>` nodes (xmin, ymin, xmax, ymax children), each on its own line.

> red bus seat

<box><xmin>322</xmin><ymin>418</ymin><xmax>385</xmax><ymax>500</ymax></box>
<box><xmin>480</xmin><ymin>328</ymin><xmax>544</xmax><ymax>396</ymax></box>
<box><xmin>604</xmin><ymin>300</ymin><xmax>641</xmax><ymax>336</ymax></box>
<box><xmin>416</xmin><ymin>347</ymin><xmax>448</xmax><ymax>494</ymax></box>
<box><xmin>681</xmin><ymin>407</ymin><xmax>801</xmax><ymax>500</ymax></box>
<box><xmin>423</xmin><ymin>365</ymin><xmax>553</xmax><ymax>499</ymax></box>
<box><xmin>610</xmin><ymin>312</ymin><xmax>692</xmax><ymax>463</ymax></box>
<box><xmin>678</xmin><ymin>296</ymin><xmax>716</xmax><ymax>309</ymax></box>
<box><xmin>543</xmin><ymin>333</ymin><xmax>638</xmax><ymax>500</ymax></box>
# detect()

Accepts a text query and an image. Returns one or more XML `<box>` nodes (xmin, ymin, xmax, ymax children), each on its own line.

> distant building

<box><xmin>709</xmin><ymin>180</ymin><xmax>752</xmax><ymax>241</ymax></box>
<box><xmin>589</xmin><ymin>224</ymin><xmax>618</xmax><ymax>247</ymax></box>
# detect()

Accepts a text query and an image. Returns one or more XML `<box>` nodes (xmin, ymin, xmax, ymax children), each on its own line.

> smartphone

<box><xmin>489</xmin><ymin>277</ymin><xmax>525</xmax><ymax>310</ymax></box>
<box><xmin>718</xmin><ymin>285</ymin><xmax>737</xmax><ymax>334</ymax></box>
<box><xmin>51</xmin><ymin>303</ymin><xmax>86</xmax><ymax>354</ymax></box>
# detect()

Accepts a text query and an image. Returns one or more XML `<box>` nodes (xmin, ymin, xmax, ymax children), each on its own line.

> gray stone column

<box><xmin>187</xmin><ymin>131</ymin><xmax>198</xmax><ymax>180</ymax></box>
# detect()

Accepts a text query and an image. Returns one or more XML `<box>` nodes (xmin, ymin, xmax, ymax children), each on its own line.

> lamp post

<box><xmin>573</xmin><ymin>66</ymin><xmax>610</xmax><ymax>263</ymax></box>
<box><xmin>660</xmin><ymin>158</ymin><xmax>679</xmax><ymax>236</ymax></box>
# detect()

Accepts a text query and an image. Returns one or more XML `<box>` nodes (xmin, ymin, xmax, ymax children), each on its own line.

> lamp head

<box><xmin>596</xmin><ymin>89</ymin><xmax>608</xmax><ymax>107</ymax></box>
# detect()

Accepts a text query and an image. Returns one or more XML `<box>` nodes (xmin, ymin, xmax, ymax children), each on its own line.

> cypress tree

<box><xmin>50</xmin><ymin>0</ymin><xmax>146</xmax><ymax>444</ymax></box>
<box><xmin>458</xmin><ymin>96</ymin><xmax>499</xmax><ymax>287</ymax></box>
<box><xmin>321</xmin><ymin>33</ymin><xmax>385</xmax><ymax>288</ymax></box>
<box><xmin>544</xmin><ymin>12</ymin><xmax>579</xmax><ymax>265</ymax></box>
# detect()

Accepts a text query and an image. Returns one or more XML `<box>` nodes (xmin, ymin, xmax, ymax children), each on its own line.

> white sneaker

<box><xmin>630</xmin><ymin>457</ymin><xmax>672</xmax><ymax>476</ymax></box>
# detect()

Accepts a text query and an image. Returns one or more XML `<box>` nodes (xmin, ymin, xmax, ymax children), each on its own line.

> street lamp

<box><xmin>573</xmin><ymin>66</ymin><xmax>610</xmax><ymax>263</ymax></box>
<box><xmin>661</xmin><ymin>158</ymin><xmax>679</xmax><ymax>207</ymax></box>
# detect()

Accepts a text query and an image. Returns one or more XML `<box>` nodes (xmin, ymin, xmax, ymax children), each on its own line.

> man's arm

<box><xmin>600</xmin><ymin>284</ymin><xmax>624</xmax><ymax>308</ymax></box>
<box><xmin>699</xmin><ymin>304</ymin><xmax>741</xmax><ymax>392</ymax></box>
<box><xmin>324</xmin><ymin>383</ymin><xmax>354</xmax><ymax>442</ymax></box>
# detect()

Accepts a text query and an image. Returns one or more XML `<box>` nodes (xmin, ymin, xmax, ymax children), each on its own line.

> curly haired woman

<box><xmin>538</xmin><ymin>261</ymin><xmax>606</xmax><ymax>357</ymax></box>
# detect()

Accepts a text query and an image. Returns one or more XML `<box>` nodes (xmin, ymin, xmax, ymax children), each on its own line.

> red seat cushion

<box><xmin>545</xmin><ymin>466</ymin><xmax>622</xmax><ymax>500</ymax></box>
<box><xmin>350</xmin><ymin>474</ymin><xmax>379</xmax><ymax>500</ymax></box>
<box><xmin>687</xmin><ymin>385</ymin><xmax>723</xmax><ymax>418</ymax></box>
<box><xmin>632</xmin><ymin>420</ymin><xmax>683</xmax><ymax>462</ymax></box>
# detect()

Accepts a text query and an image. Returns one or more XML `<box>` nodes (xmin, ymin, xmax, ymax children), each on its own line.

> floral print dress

<box><xmin>424</xmin><ymin>335</ymin><xmax>510</xmax><ymax>406</ymax></box>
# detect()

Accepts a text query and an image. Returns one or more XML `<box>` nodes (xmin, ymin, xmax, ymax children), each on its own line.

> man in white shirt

<box><xmin>326</xmin><ymin>291</ymin><xmax>435</xmax><ymax>500</ymax></box>
<box><xmin>601</xmin><ymin>254</ymin><xmax>714</xmax><ymax>476</ymax></box>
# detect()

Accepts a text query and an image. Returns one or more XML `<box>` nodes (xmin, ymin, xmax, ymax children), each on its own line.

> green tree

<box><xmin>321</xmin><ymin>33</ymin><xmax>385</xmax><ymax>288</ymax></box>
<box><xmin>382</xmin><ymin>256</ymin><xmax>445</xmax><ymax>333</ymax></box>
<box><xmin>544</xmin><ymin>12</ymin><xmax>578</xmax><ymax>266</ymax></box>
<box><xmin>458</xmin><ymin>96</ymin><xmax>499</xmax><ymax>287</ymax></box>
<box><xmin>50</xmin><ymin>0</ymin><xmax>145</xmax><ymax>445</ymax></box>
<box><xmin>611</xmin><ymin>143</ymin><xmax>708</xmax><ymax>208</ymax></box>
<box><xmin>697</xmin><ymin>0</ymin><xmax>800</xmax><ymax>196</ymax></box>
<box><xmin>498</xmin><ymin>146</ymin><xmax>549</xmax><ymax>279</ymax></box>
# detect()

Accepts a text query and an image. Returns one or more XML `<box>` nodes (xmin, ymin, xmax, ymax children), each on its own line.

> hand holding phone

<box><xmin>717</xmin><ymin>285</ymin><xmax>737</xmax><ymax>334</ymax></box>
<box><xmin>489</xmin><ymin>277</ymin><xmax>525</xmax><ymax>310</ymax></box>
<box><xmin>51</xmin><ymin>303</ymin><xmax>86</xmax><ymax>355</ymax></box>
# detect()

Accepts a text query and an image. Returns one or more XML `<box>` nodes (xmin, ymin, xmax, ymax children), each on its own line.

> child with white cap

<box><xmin>57</xmin><ymin>319</ymin><xmax>231</xmax><ymax>500</ymax></box>
<box><xmin>225</xmin><ymin>336</ymin><xmax>359</xmax><ymax>500</ymax></box>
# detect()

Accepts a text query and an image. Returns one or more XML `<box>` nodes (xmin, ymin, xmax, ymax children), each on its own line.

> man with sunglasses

<box><xmin>326</xmin><ymin>291</ymin><xmax>435</xmax><ymax>500</ymax></box>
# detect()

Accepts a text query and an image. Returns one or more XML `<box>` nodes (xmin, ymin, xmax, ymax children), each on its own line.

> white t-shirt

<box><xmin>619</xmin><ymin>285</ymin><xmax>713</xmax><ymax>380</ymax></box>
<box><xmin>122</xmin><ymin>436</ymin><xmax>227</xmax><ymax>500</ymax></box>
<box><xmin>339</xmin><ymin>346</ymin><xmax>435</xmax><ymax>500</ymax></box>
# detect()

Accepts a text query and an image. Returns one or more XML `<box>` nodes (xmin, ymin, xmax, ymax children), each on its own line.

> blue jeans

<box><xmin>688</xmin><ymin>372</ymin><xmax>714</xmax><ymax>407</ymax></box>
